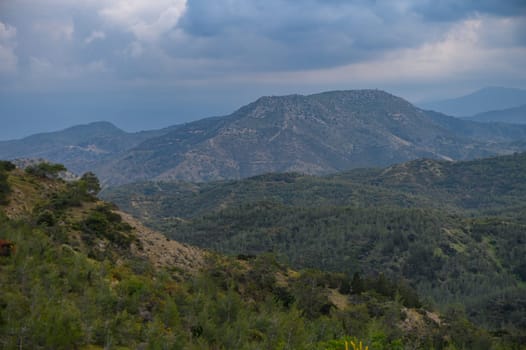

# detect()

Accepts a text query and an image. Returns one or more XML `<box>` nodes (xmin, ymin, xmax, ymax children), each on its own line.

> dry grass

<box><xmin>118</xmin><ymin>211</ymin><xmax>206</xmax><ymax>273</ymax></box>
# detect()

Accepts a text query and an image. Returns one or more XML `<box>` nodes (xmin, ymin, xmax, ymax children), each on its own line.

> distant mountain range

<box><xmin>2</xmin><ymin>89</ymin><xmax>526</xmax><ymax>185</ymax></box>
<box><xmin>0</xmin><ymin>121</ymin><xmax>177</xmax><ymax>176</ymax></box>
<box><xmin>420</xmin><ymin>86</ymin><xmax>526</xmax><ymax>116</ymax></box>
<box><xmin>463</xmin><ymin>104</ymin><xmax>526</xmax><ymax>124</ymax></box>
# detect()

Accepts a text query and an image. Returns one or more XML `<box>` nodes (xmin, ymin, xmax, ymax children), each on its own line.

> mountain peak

<box><xmin>62</xmin><ymin>121</ymin><xmax>124</xmax><ymax>135</ymax></box>
<box><xmin>101</xmin><ymin>89</ymin><xmax>520</xmax><ymax>184</ymax></box>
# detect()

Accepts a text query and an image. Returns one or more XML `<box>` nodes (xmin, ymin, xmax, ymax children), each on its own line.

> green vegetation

<box><xmin>2</xmin><ymin>164</ymin><xmax>519</xmax><ymax>349</ymax></box>
<box><xmin>25</xmin><ymin>162</ymin><xmax>67</xmax><ymax>179</ymax></box>
<box><xmin>103</xmin><ymin>152</ymin><xmax>526</xmax><ymax>344</ymax></box>
<box><xmin>0</xmin><ymin>161</ymin><xmax>15</xmax><ymax>205</ymax></box>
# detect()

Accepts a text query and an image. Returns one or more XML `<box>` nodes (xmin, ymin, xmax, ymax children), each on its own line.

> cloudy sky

<box><xmin>1</xmin><ymin>0</ymin><xmax>525</xmax><ymax>139</ymax></box>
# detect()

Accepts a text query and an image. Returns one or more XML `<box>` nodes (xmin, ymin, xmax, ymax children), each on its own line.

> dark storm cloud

<box><xmin>163</xmin><ymin>0</ymin><xmax>445</xmax><ymax>72</ymax></box>
<box><xmin>2</xmin><ymin>0</ymin><xmax>524</xmax><ymax>81</ymax></box>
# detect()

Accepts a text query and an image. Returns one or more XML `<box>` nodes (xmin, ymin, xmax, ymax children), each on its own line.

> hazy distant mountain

<box><xmin>0</xmin><ymin>121</ymin><xmax>176</xmax><ymax>175</ymax></box>
<box><xmin>463</xmin><ymin>104</ymin><xmax>526</xmax><ymax>124</ymax></box>
<box><xmin>420</xmin><ymin>87</ymin><xmax>526</xmax><ymax>116</ymax></box>
<box><xmin>424</xmin><ymin>109</ymin><xmax>526</xmax><ymax>141</ymax></box>
<box><xmin>98</xmin><ymin>90</ymin><xmax>526</xmax><ymax>185</ymax></box>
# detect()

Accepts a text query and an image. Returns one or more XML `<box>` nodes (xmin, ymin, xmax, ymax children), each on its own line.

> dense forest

<box><xmin>103</xmin><ymin>152</ymin><xmax>526</xmax><ymax>345</ymax></box>
<box><xmin>3</xmin><ymin>161</ymin><xmax>517</xmax><ymax>349</ymax></box>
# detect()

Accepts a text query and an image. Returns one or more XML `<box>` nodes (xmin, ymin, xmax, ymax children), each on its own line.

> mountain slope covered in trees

<box><xmin>2</xmin><ymin>161</ymin><xmax>512</xmax><ymax>349</ymax></box>
<box><xmin>103</xmin><ymin>153</ymin><xmax>526</xmax><ymax>340</ymax></box>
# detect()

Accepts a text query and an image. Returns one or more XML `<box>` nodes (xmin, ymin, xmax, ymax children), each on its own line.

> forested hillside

<box><xmin>103</xmin><ymin>153</ymin><xmax>526</xmax><ymax>342</ymax></box>
<box><xmin>2</xmin><ymin>161</ymin><xmax>512</xmax><ymax>349</ymax></box>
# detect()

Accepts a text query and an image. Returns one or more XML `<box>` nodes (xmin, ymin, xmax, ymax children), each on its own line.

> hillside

<box><xmin>99</xmin><ymin>90</ymin><xmax>526</xmax><ymax>184</ymax></box>
<box><xmin>0</xmin><ymin>121</ymin><xmax>176</xmax><ymax>178</ymax></box>
<box><xmin>2</xmin><ymin>161</ymin><xmax>507</xmax><ymax>349</ymax></box>
<box><xmin>333</xmin><ymin>152</ymin><xmax>526</xmax><ymax>215</ymax></box>
<box><xmin>104</xmin><ymin>152</ymin><xmax>526</xmax><ymax>220</ymax></box>
<box><xmin>421</xmin><ymin>87</ymin><xmax>526</xmax><ymax>116</ymax></box>
<box><xmin>103</xmin><ymin>153</ymin><xmax>526</xmax><ymax>338</ymax></box>
<box><xmin>464</xmin><ymin>104</ymin><xmax>526</xmax><ymax>124</ymax></box>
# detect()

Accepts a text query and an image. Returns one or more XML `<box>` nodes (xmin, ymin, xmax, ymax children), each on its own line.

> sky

<box><xmin>1</xmin><ymin>0</ymin><xmax>526</xmax><ymax>140</ymax></box>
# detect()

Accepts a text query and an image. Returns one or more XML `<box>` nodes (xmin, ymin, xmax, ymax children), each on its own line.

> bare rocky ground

<box><xmin>119</xmin><ymin>211</ymin><xmax>206</xmax><ymax>272</ymax></box>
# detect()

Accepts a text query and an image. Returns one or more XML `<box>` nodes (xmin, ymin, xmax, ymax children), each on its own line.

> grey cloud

<box><xmin>412</xmin><ymin>0</ymin><xmax>526</xmax><ymax>22</ymax></box>
<box><xmin>3</xmin><ymin>0</ymin><xmax>523</xmax><ymax>81</ymax></box>
<box><xmin>164</xmin><ymin>0</ymin><xmax>445</xmax><ymax>73</ymax></box>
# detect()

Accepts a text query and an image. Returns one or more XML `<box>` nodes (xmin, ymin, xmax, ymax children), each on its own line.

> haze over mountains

<box><xmin>0</xmin><ymin>122</ymin><xmax>177</xmax><ymax>177</ymax></box>
<box><xmin>464</xmin><ymin>104</ymin><xmax>526</xmax><ymax>124</ymax></box>
<box><xmin>2</xmin><ymin>89</ymin><xmax>526</xmax><ymax>185</ymax></box>
<box><xmin>420</xmin><ymin>87</ymin><xmax>526</xmax><ymax>117</ymax></box>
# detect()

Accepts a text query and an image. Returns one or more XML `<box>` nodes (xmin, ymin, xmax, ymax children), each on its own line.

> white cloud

<box><xmin>99</xmin><ymin>0</ymin><xmax>187</xmax><ymax>42</ymax></box>
<box><xmin>0</xmin><ymin>21</ymin><xmax>18</xmax><ymax>74</ymax></box>
<box><xmin>84</xmin><ymin>30</ymin><xmax>106</xmax><ymax>44</ymax></box>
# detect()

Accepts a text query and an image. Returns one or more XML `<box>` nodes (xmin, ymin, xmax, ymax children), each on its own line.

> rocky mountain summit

<box><xmin>3</xmin><ymin>90</ymin><xmax>526</xmax><ymax>185</ymax></box>
<box><xmin>100</xmin><ymin>90</ymin><xmax>526</xmax><ymax>184</ymax></box>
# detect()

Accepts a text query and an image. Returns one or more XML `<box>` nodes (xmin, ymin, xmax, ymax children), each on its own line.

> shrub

<box><xmin>25</xmin><ymin>162</ymin><xmax>66</xmax><ymax>179</ymax></box>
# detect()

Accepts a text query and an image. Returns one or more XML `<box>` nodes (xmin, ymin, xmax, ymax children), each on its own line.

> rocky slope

<box><xmin>100</xmin><ymin>90</ymin><xmax>526</xmax><ymax>184</ymax></box>
<box><xmin>3</xmin><ymin>90</ymin><xmax>526</xmax><ymax>185</ymax></box>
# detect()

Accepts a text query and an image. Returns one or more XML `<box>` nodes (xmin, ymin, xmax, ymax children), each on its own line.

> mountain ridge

<box><xmin>3</xmin><ymin>89</ymin><xmax>526</xmax><ymax>185</ymax></box>
<box><xmin>420</xmin><ymin>86</ymin><xmax>526</xmax><ymax>116</ymax></box>
<box><xmin>464</xmin><ymin>104</ymin><xmax>526</xmax><ymax>124</ymax></box>
<box><xmin>0</xmin><ymin>121</ymin><xmax>178</xmax><ymax>176</ymax></box>
<box><xmin>99</xmin><ymin>89</ymin><xmax>526</xmax><ymax>184</ymax></box>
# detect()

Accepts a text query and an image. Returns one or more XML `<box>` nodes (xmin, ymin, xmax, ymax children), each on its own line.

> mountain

<box><xmin>424</xmin><ymin>109</ymin><xmax>526</xmax><ymax>142</ymax></box>
<box><xmin>420</xmin><ymin>86</ymin><xmax>526</xmax><ymax>116</ymax></box>
<box><xmin>99</xmin><ymin>90</ymin><xmax>526</xmax><ymax>185</ymax></box>
<box><xmin>464</xmin><ymin>104</ymin><xmax>526</xmax><ymax>124</ymax></box>
<box><xmin>4</xmin><ymin>90</ymin><xmax>526</xmax><ymax>186</ymax></box>
<box><xmin>333</xmin><ymin>152</ymin><xmax>526</xmax><ymax>216</ymax></box>
<box><xmin>103</xmin><ymin>152</ymin><xmax>526</xmax><ymax>336</ymax></box>
<box><xmin>0</xmin><ymin>121</ymin><xmax>176</xmax><ymax>177</ymax></box>
<box><xmin>2</xmin><ymin>161</ymin><xmax>497</xmax><ymax>349</ymax></box>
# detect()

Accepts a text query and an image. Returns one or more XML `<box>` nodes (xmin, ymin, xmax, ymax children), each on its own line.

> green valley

<box><xmin>103</xmin><ymin>153</ymin><xmax>526</xmax><ymax>344</ymax></box>
<box><xmin>2</xmin><ymin>161</ymin><xmax>508</xmax><ymax>349</ymax></box>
